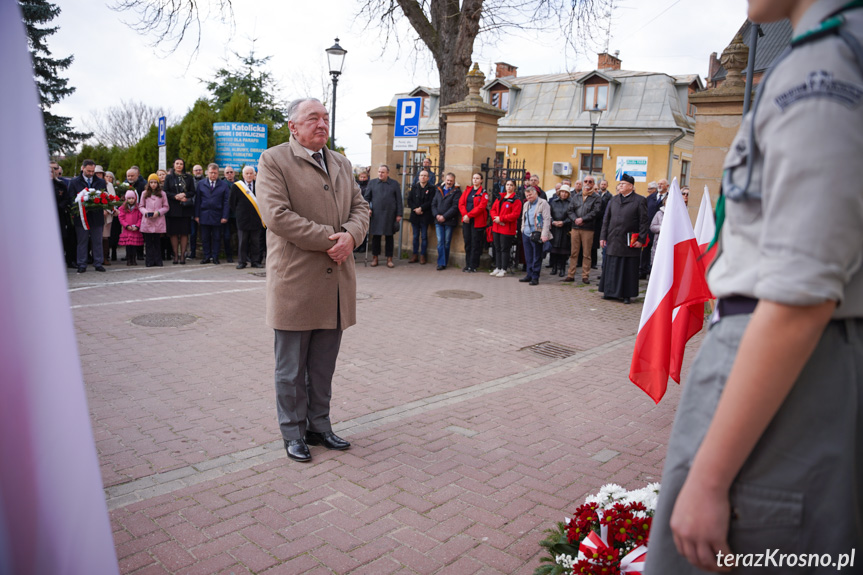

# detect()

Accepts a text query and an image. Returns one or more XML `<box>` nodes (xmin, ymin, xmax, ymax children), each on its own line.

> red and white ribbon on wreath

<box><xmin>75</xmin><ymin>189</ymin><xmax>91</xmax><ymax>230</ymax></box>
<box><xmin>576</xmin><ymin>510</ymin><xmax>649</xmax><ymax>574</ymax></box>
<box><xmin>620</xmin><ymin>544</ymin><xmax>648</xmax><ymax>574</ymax></box>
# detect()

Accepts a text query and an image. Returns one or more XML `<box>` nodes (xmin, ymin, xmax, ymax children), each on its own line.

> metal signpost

<box><xmin>157</xmin><ymin>116</ymin><xmax>167</xmax><ymax>171</ymax></box>
<box><xmin>394</xmin><ymin>98</ymin><xmax>420</xmax><ymax>260</ymax></box>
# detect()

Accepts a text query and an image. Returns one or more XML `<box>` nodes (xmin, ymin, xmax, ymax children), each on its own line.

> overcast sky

<box><xmin>49</xmin><ymin>0</ymin><xmax>750</xmax><ymax>167</ymax></box>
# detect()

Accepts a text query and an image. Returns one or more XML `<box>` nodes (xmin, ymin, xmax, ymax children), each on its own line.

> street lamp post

<box><xmin>588</xmin><ymin>108</ymin><xmax>602</xmax><ymax>175</ymax></box>
<box><xmin>325</xmin><ymin>38</ymin><xmax>347</xmax><ymax>150</ymax></box>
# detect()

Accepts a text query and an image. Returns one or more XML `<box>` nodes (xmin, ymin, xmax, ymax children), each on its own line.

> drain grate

<box><xmin>250</xmin><ymin>271</ymin><xmax>266</xmax><ymax>277</ymax></box>
<box><xmin>435</xmin><ymin>289</ymin><xmax>483</xmax><ymax>300</ymax></box>
<box><xmin>520</xmin><ymin>341</ymin><xmax>580</xmax><ymax>360</ymax></box>
<box><xmin>131</xmin><ymin>313</ymin><xmax>198</xmax><ymax>328</ymax></box>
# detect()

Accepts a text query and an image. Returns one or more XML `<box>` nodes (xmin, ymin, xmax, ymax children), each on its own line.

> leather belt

<box><xmin>716</xmin><ymin>295</ymin><xmax>758</xmax><ymax>319</ymax></box>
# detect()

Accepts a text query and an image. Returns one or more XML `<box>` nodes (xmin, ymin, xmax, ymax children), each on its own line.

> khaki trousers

<box><xmin>566</xmin><ymin>228</ymin><xmax>593</xmax><ymax>280</ymax></box>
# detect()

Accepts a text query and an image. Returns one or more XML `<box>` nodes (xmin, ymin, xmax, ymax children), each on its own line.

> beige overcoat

<box><xmin>256</xmin><ymin>139</ymin><xmax>369</xmax><ymax>331</ymax></box>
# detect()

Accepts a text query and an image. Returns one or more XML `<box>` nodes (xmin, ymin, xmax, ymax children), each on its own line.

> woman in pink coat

<box><xmin>139</xmin><ymin>174</ymin><xmax>170</xmax><ymax>267</ymax></box>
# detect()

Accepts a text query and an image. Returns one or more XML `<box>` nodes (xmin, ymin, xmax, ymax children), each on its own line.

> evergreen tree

<box><xmin>179</xmin><ymin>99</ymin><xmax>216</xmax><ymax>168</ymax></box>
<box><xmin>19</xmin><ymin>0</ymin><xmax>90</xmax><ymax>154</ymax></box>
<box><xmin>205</xmin><ymin>46</ymin><xmax>286</xmax><ymax>127</ymax></box>
<box><xmin>217</xmin><ymin>91</ymin><xmax>256</xmax><ymax>123</ymax></box>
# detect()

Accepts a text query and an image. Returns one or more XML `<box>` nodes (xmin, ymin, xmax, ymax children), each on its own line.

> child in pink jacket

<box><xmin>139</xmin><ymin>174</ymin><xmax>170</xmax><ymax>267</ymax></box>
<box><xmin>117</xmin><ymin>191</ymin><xmax>143</xmax><ymax>266</ymax></box>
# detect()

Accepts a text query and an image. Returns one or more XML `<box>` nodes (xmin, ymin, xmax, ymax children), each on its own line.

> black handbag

<box><xmin>392</xmin><ymin>219</ymin><xmax>401</xmax><ymax>234</ymax></box>
<box><xmin>529</xmin><ymin>230</ymin><xmax>542</xmax><ymax>244</ymax></box>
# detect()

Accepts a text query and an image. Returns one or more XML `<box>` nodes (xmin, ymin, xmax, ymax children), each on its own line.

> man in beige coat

<box><xmin>256</xmin><ymin>98</ymin><xmax>369</xmax><ymax>463</ymax></box>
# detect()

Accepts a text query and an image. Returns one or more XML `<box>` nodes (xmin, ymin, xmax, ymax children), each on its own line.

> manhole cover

<box><xmin>520</xmin><ymin>341</ymin><xmax>580</xmax><ymax>360</ymax></box>
<box><xmin>435</xmin><ymin>290</ymin><xmax>483</xmax><ymax>300</ymax></box>
<box><xmin>131</xmin><ymin>313</ymin><xmax>198</xmax><ymax>327</ymax></box>
<box><xmin>356</xmin><ymin>292</ymin><xmax>372</xmax><ymax>300</ymax></box>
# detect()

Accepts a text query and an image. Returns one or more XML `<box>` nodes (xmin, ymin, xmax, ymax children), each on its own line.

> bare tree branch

<box><xmin>85</xmin><ymin>100</ymin><xmax>177</xmax><ymax>148</ymax></box>
<box><xmin>108</xmin><ymin>0</ymin><xmax>234</xmax><ymax>55</ymax></box>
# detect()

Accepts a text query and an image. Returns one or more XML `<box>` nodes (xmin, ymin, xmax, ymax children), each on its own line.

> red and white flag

<box><xmin>0</xmin><ymin>5</ymin><xmax>119</xmax><ymax>574</ymax></box>
<box><xmin>667</xmin><ymin>187</ymin><xmax>717</xmax><ymax>382</ymax></box>
<box><xmin>693</xmin><ymin>186</ymin><xmax>717</xmax><ymax>269</ymax></box>
<box><xmin>630</xmin><ymin>179</ymin><xmax>713</xmax><ymax>403</ymax></box>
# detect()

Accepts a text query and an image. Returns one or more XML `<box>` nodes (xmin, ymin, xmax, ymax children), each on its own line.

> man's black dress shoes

<box><xmin>236</xmin><ymin>263</ymin><xmax>247</xmax><ymax>269</ymax></box>
<box><xmin>305</xmin><ymin>430</ymin><xmax>351</xmax><ymax>450</ymax></box>
<box><xmin>95</xmin><ymin>266</ymin><xmax>106</xmax><ymax>272</ymax></box>
<box><xmin>201</xmin><ymin>258</ymin><xmax>212</xmax><ymax>264</ymax></box>
<box><xmin>284</xmin><ymin>439</ymin><xmax>311</xmax><ymax>462</ymax></box>
<box><xmin>251</xmin><ymin>262</ymin><xmax>263</xmax><ymax>268</ymax></box>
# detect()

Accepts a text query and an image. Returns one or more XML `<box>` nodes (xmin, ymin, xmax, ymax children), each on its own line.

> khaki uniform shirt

<box><xmin>709</xmin><ymin>0</ymin><xmax>863</xmax><ymax>318</ymax></box>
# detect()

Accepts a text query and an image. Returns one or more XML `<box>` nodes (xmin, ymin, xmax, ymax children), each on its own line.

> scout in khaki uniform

<box><xmin>645</xmin><ymin>0</ymin><xmax>863</xmax><ymax>573</ymax></box>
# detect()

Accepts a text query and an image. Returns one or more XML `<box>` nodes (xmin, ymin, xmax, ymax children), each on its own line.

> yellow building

<box><xmin>379</xmin><ymin>53</ymin><xmax>702</xmax><ymax>196</ymax></box>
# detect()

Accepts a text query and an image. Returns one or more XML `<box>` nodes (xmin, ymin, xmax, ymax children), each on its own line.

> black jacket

<box><xmin>431</xmin><ymin>185</ymin><xmax>462</xmax><ymax>227</ymax></box>
<box><xmin>229</xmin><ymin>181</ymin><xmax>265</xmax><ymax>230</ymax></box>
<box><xmin>600</xmin><ymin>192</ymin><xmax>648</xmax><ymax>258</ymax></box>
<box><xmin>567</xmin><ymin>191</ymin><xmax>602</xmax><ymax>230</ymax></box>
<box><xmin>407</xmin><ymin>182</ymin><xmax>434</xmax><ymax>226</ymax></box>
<box><xmin>67</xmin><ymin>173</ymin><xmax>108</xmax><ymax>228</ymax></box>
<box><xmin>164</xmin><ymin>171</ymin><xmax>196</xmax><ymax>218</ymax></box>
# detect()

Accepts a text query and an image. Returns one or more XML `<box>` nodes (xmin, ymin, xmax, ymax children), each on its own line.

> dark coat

<box><xmin>230</xmin><ymin>181</ymin><xmax>265</xmax><ymax>230</ymax></box>
<box><xmin>164</xmin><ymin>172</ymin><xmax>196</xmax><ymax>218</ymax></box>
<box><xmin>595</xmin><ymin>190</ymin><xmax>613</xmax><ymax>237</ymax></box>
<box><xmin>67</xmin><ymin>173</ymin><xmax>108</xmax><ymax>228</ymax></box>
<box><xmin>548</xmin><ymin>195</ymin><xmax>572</xmax><ymax>249</ymax></box>
<box><xmin>363</xmin><ymin>177</ymin><xmax>403</xmax><ymax>236</ymax></box>
<box><xmin>600</xmin><ymin>192</ymin><xmax>648</xmax><ymax>258</ymax></box>
<box><xmin>431</xmin><ymin>185</ymin><xmax>462</xmax><ymax>227</ymax></box>
<box><xmin>412</xmin><ymin>168</ymin><xmax>436</xmax><ymax>188</ymax></box>
<box><xmin>407</xmin><ymin>182</ymin><xmax>434</xmax><ymax>226</ymax></box>
<box><xmin>567</xmin><ymin>191</ymin><xmax>602</xmax><ymax>231</ymax></box>
<box><xmin>195</xmin><ymin>178</ymin><xmax>231</xmax><ymax>226</ymax></box>
<box><xmin>54</xmin><ymin>177</ymin><xmax>70</xmax><ymax>224</ymax></box>
<box><xmin>646</xmin><ymin>192</ymin><xmax>663</xmax><ymax>227</ymax></box>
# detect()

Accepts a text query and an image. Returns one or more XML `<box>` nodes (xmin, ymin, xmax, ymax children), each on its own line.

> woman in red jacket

<box><xmin>489</xmin><ymin>179</ymin><xmax>521</xmax><ymax>277</ymax></box>
<box><xmin>458</xmin><ymin>173</ymin><xmax>488</xmax><ymax>272</ymax></box>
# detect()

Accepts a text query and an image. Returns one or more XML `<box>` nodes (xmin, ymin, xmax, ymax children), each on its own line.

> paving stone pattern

<box><xmin>72</xmin><ymin>255</ymin><xmax>703</xmax><ymax>574</ymax></box>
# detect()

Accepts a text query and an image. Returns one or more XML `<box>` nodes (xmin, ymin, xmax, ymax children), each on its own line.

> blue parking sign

<box><xmin>394</xmin><ymin>98</ymin><xmax>420</xmax><ymax>151</ymax></box>
<box><xmin>157</xmin><ymin>116</ymin><xmax>166</xmax><ymax>147</ymax></box>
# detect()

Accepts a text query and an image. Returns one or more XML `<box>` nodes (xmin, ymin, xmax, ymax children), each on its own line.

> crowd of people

<box><xmin>361</xmin><ymin>162</ymin><xmax>669</xmax><ymax>300</ymax></box>
<box><xmin>53</xmin><ymin>153</ymin><xmax>674</xmax><ymax>305</ymax></box>
<box><xmin>52</xmin><ymin>158</ymin><xmax>267</xmax><ymax>271</ymax></box>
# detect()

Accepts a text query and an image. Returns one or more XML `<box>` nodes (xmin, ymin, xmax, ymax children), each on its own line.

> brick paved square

<box><xmin>71</xmin><ymin>261</ymin><xmax>695</xmax><ymax>572</ymax></box>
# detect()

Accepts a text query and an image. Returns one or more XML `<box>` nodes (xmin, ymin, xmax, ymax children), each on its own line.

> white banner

<box><xmin>0</xmin><ymin>4</ymin><xmax>119</xmax><ymax>574</ymax></box>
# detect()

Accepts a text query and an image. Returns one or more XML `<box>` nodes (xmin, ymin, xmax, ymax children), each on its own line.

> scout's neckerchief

<box><xmin>707</xmin><ymin>0</ymin><xmax>863</xmax><ymax>252</ymax></box>
<box><xmin>235</xmin><ymin>181</ymin><xmax>266</xmax><ymax>228</ymax></box>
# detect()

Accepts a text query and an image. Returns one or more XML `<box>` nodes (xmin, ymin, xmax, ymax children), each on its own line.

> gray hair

<box><xmin>647</xmin><ymin>181</ymin><xmax>657</xmax><ymax>189</ymax></box>
<box><xmin>287</xmin><ymin>98</ymin><xmax>323</xmax><ymax>122</ymax></box>
<box><xmin>207</xmin><ymin>163</ymin><xmax>219</xmax><ymax>172</ymax></box>
<box><xmin>378</xmin><ymin>164</ymin><xmax>390</xmax><ymax>172</ymax></box>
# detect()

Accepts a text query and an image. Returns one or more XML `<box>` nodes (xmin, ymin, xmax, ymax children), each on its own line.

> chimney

<box><xmin>707</xmin><ymin>51</ymin><xmax>721</xmax><ymax>85</ymax></box>
<box><xmin>597</xmin><ymin>51</ymin><xmax>621</xmax><ymax>71</ymax></box>
<box><xmin>495</xmin><ymin>62</ymin><xmax>518</xmax><ymax>78</ymax></box>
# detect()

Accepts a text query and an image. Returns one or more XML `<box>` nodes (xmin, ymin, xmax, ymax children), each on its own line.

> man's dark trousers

<box><xmin>274</xmin><ymin>315</ymin><xmax>342</xmax><ymax>441</ymax></box>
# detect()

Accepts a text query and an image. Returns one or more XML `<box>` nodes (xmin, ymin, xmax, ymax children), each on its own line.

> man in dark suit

<box><xmin>67</xmin><ymin>159</ymin><xmax>108</xmax><ymax>273</ymax></box>
<box><xmin>229</xmin><ymin>166</ymin><xmax>265</xmax><ymax>269</ymax></box>
<box><xmin>195</xmin><ymin>163</ymin><xmax>230</xmax><ymax>264</ymax></box>
<box><xmin>641</xmin><ymin>180</ymin><xmax>661</xmax><ymax>278</ymax></box>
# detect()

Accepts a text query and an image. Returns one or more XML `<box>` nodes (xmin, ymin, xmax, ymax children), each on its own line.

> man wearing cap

<box><xmin>598</xmin><ymin>173</ymin><xmax>647</xmax><ymax>303</ymax></box>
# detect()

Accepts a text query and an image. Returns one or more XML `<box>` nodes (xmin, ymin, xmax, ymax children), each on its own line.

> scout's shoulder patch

<box><xmin>774</xmin><ymin>70</ymin><xmax>863</xmax><ymax>111</ymax></box>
